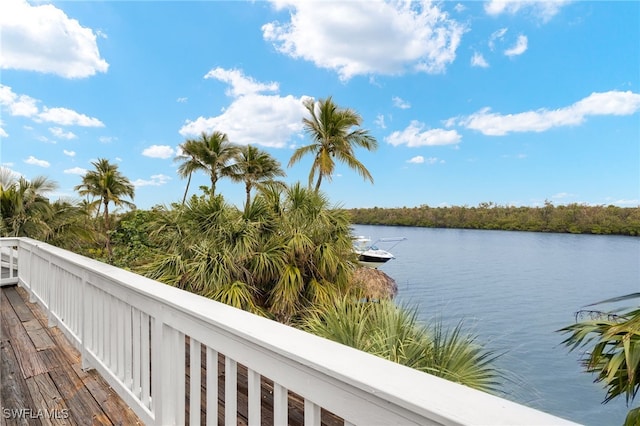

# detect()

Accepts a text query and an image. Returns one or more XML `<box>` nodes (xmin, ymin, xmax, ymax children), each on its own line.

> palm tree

<box><xmin>226</xmin><ymin>145</ymin><xmax>285</xmax><ymax>211</ymax></box>
<box><xmin>74</xmin><ymin>158</ymin><xmax>135</xmax><ymax>258</ymax></box>
<box><xmin>140</xmin><ymin>183</ymin><xmax>355</xmax><ymax>323</ymax></box>
<box><xmin>175</xmin><ymin>131</ymin><xmax>239</xmax><ymax>201</ymax></box>
<box><xmin>302</xmin><ymin>298</ymin><xmax>501</xmax><ymax>393</ymax></box>
<box><xmin>0</xmin><ymin>169</ymin><xmax>57</xmax><ymax>239</ymax></box>
<box><xmin>289</xmin><ymin>97</ymin><xmax>378</xmax><ymax>191</ymax></box>
<box><xmin>559</xmin><ymin>293</ymin><xmax>640</xmax><ymax>425</ymax></box>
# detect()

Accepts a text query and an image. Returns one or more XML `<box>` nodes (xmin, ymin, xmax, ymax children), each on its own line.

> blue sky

<box><xmin>1</xmin><ymin>0</ymin><xmax>639</xmax><ymax>210</ymax></box>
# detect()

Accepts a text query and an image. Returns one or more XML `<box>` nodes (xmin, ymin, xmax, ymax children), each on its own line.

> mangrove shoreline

<box><xmin>347</xmin><ymin>202</ymin><xmax>640</xmax><ymax>236</ymax></box>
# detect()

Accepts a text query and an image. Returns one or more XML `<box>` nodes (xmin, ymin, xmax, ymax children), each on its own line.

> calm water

<box><xmin>353</xmin><ymin>224</ymin><xmax>640</xmax><ymax>426</ymax></box>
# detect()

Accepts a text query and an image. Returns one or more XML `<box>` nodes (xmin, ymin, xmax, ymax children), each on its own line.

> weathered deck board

<box><xmin>3</xmin><ymin>284</ymin><xmax>344</xmax><ymax>426</ymax></box>
<box><xmin>1</xmin><ymin>286</ymin><xmax>142</xmax><ymax>426</ymax></box>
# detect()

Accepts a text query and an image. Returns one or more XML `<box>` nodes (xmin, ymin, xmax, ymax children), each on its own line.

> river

<box><xmin>352</xmin><ymin>224</ymin><xmax>640</xmax><ymax>426</ymax></box>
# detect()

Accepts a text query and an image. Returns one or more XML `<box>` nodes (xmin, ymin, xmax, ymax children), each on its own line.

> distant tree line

<box><xmin>347</xmin><ymin>202</ymin><xmax>640</xmax><ymax>236</ymax></box>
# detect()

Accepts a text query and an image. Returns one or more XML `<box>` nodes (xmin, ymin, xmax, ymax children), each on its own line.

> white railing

<box><xmin>0</xmin><ymin>240</ymin><xmax>19</xmax><ymax>286</ymax></box>
<box><xmin>0</xmin><ymin>237</ymin><xmax>579</xmax><ymax>426</ymax></box>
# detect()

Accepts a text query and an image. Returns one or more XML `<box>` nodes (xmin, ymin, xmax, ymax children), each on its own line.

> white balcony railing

<box><xmin>0</xmin><ymin>237</ymin><xmax>579</xmax><ymax>426</ymax></box>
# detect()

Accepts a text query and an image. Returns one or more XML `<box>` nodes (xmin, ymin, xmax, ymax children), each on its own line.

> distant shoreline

<box><xmin>346</xmin><ymin>203</ymin><xmax>640</xmax><ymax>236</ymax></box>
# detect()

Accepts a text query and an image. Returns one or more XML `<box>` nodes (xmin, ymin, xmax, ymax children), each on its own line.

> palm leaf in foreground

<box><xmin>559</xmin><ymin>294</ymin><xmax>640</xmax><ymax>425</ymax></box>
<box><xmin>302</xmin><ymin>299</ymin><xmax>501</xmax><ymax>393</ymax></box>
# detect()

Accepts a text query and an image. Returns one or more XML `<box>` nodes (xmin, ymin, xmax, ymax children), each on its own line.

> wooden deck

<box><xmin>1</xmin><ymin>285</ymin><xmax>142</xmax><ymax>426</ymax></box>
<box><xmin>1</xmin><ymin>284</ymin><xmax>343</xmax><ymax>426</ymax></box>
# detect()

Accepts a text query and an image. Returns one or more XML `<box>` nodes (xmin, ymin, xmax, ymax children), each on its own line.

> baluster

<box><xmin>247</xmin><ymin>369</ymin><xmax>261</xmax><ymax>426</ymax></box>
<box><xmin>124</xmin><ymin>303</ymin><xmax>133</xmax><ymax>387</ymax></box>
<box><xmin>109</xmin><ymin>295</ymin><xmax>117</xmax><ymax>369</ymax></box>
<box><xmin>273</xmin><ymin>383</ymin><xmax>288</xmax><ymax>426</ymax></box>
<box><xmin>190</xmin><ymin>338</ymin><xmax>201</xmax><ymax>426</ymax></box>
<box><xmin>141</xmin><ymin>313</ymin><xmax>151</xmax><ymax>408</ymax></box>
<box><xmin>132</xmin><ymin>308</ymin><xmax>141</xmax><ymax>397</ymax></box>
<box><xmin>224</xmin><ymin>357</ymin><xmax>237</xmax><ymax>426</ymax></box>
<box><xmin>304</xmin><ymin>399</ymin><xmax>321</xmax><ymax>426</ymax></box>
<box><xmin>206</xmin><ymin>347</ymin><xmax>218</xmax><ymax>426</ymax></box>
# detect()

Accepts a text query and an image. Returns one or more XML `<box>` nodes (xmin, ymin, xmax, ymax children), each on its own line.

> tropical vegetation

<box><xmin>226</xmin><ymin>144</ymin><xmax>286</xmax><ymax>211</ymax></box>
<box><xmin>138</xmin><ymin>184</ymin><xmax>355</xmax><ymax>323</ymax></box>
<box><xmin>349</xmin><ymin>202</ymin><xmax>640</xmax><ymax>236</ymax></box>
<box><xmin>289</xmin><ymin>97</ymin><xmax>378</xmax><ymax>191</ymax></box>
<box><xmin>559</xmin><ymin>294</ymin><xmax>640</xmax><ymax>426</ymax></box>
<box><xmin>303</xmin><ymin>298</ymin><xmax>501</xmax><ymax>393</ymax></box>
<box><xmin>74</xmin><ymin>158</ymin><xmax>135</xmax><ymax>258</ymax></box>
<box><xmin>1</xmin><ymin>169</ymin><xmax>57</xmax><ymax>239</ymax></box>
<box><xmin>175</xmin><ymin>131</ymin><xmax>239</xmax><ymax>201</ymax></box>
<box><xmin>2</xmin><ymin>98</ymin><xmax>509</xmax><ymax>399</ymax></box>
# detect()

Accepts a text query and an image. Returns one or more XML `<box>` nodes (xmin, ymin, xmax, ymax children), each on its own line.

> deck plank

<box><xmin>25</xmin><ymin>374</ymin><xmax>73</xmax><ymax>426</ymax></box>
<box><xmin>1</xmin><ymin>286</ymin><xmax>144</xmax><ymax>426</ymax></box>
<box><xmin>1</xmin><ymin>339</ymin><xmax>41</xmax><ymax>426</ymax></box>
<box><xmin>2</xmin><ymin>291</ymin><xmax>49</xmax><ymax>379</ymax></box>
<box><xmin>69</xmin><ymin>362</ymin><xmax>143</xmax><ymax>426</ymax></box>
<box><xmin>4</xmin><ymin>286</ymin><xmax>35</xmax><ymax>322</ymax></box>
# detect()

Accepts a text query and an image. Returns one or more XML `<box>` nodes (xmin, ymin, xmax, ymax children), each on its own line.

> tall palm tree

<box><xmin>74</xmin><ymin>158</ymin><xmax>135</xmax><ymax>258</ymax></box>
<box><xmin>288</xmin><ymin>97</ymin><xmax>378</xmax><ymax>191</ymax></box>
<box><xmin>175</xmin><ymin>131</ymin><xmax>239</xmax><ymax>201</ymax></box>
<box><xmin>226</xmin><ymin>145</ymin><xmax>285</xmax><ymax>211</ymax></box>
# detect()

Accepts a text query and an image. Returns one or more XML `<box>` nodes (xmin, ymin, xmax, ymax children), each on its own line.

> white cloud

<box><xmin>64</xmin><ymin>167</ymin><xmax>87</xmax><ymax>175</ymax></box>
<box><xmin>24</xmin><ymin>155</ymin><xmax>49</xmax><ymax>167</ymax></box>
<box><xmin>99</xmin><ymin>136</ymin><xmax>115</xmax><ymax>143</ymax></box>
<box><xmin>38</xmin><ymin>107</ymin><xmax>104</xmax><ymax>127</ymax></box>
<box><xmin>386</xmin><ymin>121</ymin><xmax>462</xmax><ymax>147</ymax></box>
<box><xmin>488</xmin><ymin>27</ymin><xmax>508</xmax><ymax>51</ymax></box>
<box><xmin>49</xmin><ymin>127</ymin><xmax>77</xmax><ymax>140</ymax></box>
<box><xmin>133</xmin><ymin>174</ymin><xmax>171</xmax><ymax>187</ymax></box>
<box><xmin>455</xmin><ymin>90</ymin><xmax>640</xmax><ymax>136</ymax></box>
<box><xmin>552</xmin><ymin>192</ymin><xmax>577</xmax><ymax>199</ymax></box>
<box><xmin>374</xmin><ymin>114</ymin><xmax>386</xmax><ymax>129</ymax></box>
<box><xmin>63</xmin><ymin>149</ymin><xmax>76</xmax><ymax>157</ymax></box>
<box><xmin>454</xmin><ymin>4</ymin><xmax>466</xmax><ymax>13</ymax></box>
<box><xmin>177</xmin><ymin>97</ymin><xmax>188</xmax><ymax>103</ymax></box>
<box><xmin>180</xmin><ymin>68</ymin><xmax>309</xmax><ymax>148</ymax></box>
<box><xmin>471</xmin><ymin>52</ymin><xmax>489</xmax><ymax>68</ymax></box>
<box><xmin>205</xmin><ymin>67</ymin><xmax>279</xmax><ymax>97</ymax></box>
<box><xmin>611</xmin><ymin>199</ymin><xmax>640</xmax><ymax>207</ymax></box>
<box><xmin>484</xmin><ymin>0</ymin><xmax>571</xmax><ymax>22</ymax></box>
<box><xmin>0</xmin><ymin>127</ymin><xmax>7</xmax><ymax>138</ymax></box>
<box><xmin>142</xmin><ymin>145</ymin><xmax>175</xmax><ymax>159</ymax></box>
<box><xmin>504</xmin><ymin>35</ymin><xmax>528</xmax><ymax>57</ymax></box>
<box><xmin>407</xmin><ymin>156</ymin><xmax>444</xmax><ymax>165</ymax></box>
<box><xmin>0</xmin><ymin>0</ymin><xmax>109</xmax><ymax>78</ymax></box>
<box><xmin>0</xmin><ymin>85</ymin><xmax>104</xmax><ymax>128</ymax></box>
<box><xmin>0</xmin><ymin>84</ymin><xmax>38</xmax><ymax>117</ymax></box>
<box><xmin>392</xmin><ymin>96</ymin><xmax>411</xmax><ymax>109</ymax></box>
<box><xmin>263</xmin><ymin>1</ymin><xmax>465</xmax><ymax>80</ymax></box>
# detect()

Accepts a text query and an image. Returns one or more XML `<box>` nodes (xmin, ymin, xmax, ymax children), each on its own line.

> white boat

<box><xmin>353</xmin><ymin>236</ymin><xmax>406</xmax><ymax>268</ymax></box>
